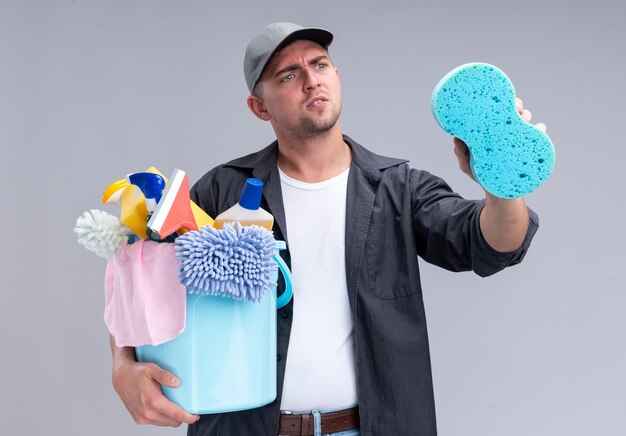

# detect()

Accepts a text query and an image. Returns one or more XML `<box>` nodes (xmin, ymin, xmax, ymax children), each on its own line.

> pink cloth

<box><xmin>104</xmin><ymin>240</ymin><xmax>186</xmax><ymax>347</ymax></box>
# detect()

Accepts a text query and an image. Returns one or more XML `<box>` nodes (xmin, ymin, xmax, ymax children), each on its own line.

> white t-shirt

<box><xmin>278</xmin><ymin>167</ymin><xmax>358</xmax><ymax>411</ymax></box>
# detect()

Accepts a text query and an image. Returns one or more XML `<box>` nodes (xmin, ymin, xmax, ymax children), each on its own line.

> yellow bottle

<box><xmin>213</xmin><ymin>178</ymin><xmax>274</xmax><ymax>230</ymax></box>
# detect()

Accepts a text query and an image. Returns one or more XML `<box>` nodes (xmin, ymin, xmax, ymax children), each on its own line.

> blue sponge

<box><xmin>431</xmin><ymin>63</ymin><xmax>555</xmax><ymax>198</ymax></box>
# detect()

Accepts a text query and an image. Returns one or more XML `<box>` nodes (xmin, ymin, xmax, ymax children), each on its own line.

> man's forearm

<box><xmin>479</xmin><ymin>193</ymin><xmax>529</xmax><ymax>253</ymax></box>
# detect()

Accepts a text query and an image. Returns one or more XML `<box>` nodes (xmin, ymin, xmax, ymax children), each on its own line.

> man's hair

<box><xmin>252</xmin><ymin>81</ymin><xmax>264</xmax><ymax>99</ymax></box>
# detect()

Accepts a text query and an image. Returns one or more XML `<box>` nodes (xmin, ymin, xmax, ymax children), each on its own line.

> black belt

<box><xmin>278</xmin><ymin>407</ymin><xmax>360</xmax><ymax>436</ymax></box>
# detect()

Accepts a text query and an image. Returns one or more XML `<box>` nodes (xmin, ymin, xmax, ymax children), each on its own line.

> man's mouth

<box><xmin>307</xmin><ymin>97</ymin><xmax>328</xmax><ymax>107</ymax></box>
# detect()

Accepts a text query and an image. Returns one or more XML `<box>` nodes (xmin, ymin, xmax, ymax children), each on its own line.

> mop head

<box><xmin>74</xmin><ymin>209</ymin><xmax>130</xmax><ymax>259</ymax></box>
<box><xmin>431</xmin><ymin>62</ymin><xmax>555</xmax><ymax>198</ymax></box>
<box><xmin>175</xmin><ymin>222</ymin><xmax>277</xmax><ymax>302</ymax></box>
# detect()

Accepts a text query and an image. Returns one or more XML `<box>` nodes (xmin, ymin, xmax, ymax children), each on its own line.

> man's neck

<box><xmin>275</xmin><ymin>124</ymin><xmax>351</xmax><ymax>183</ymax></box>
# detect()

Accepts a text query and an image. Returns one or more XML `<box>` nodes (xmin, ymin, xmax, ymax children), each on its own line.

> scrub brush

<box><xmin>74</xmin><ymin>209</ymin><xmax>130</xmax><ymax>259</ymax></box>
<box><xmin>175</xmin><ymin>222</ymin><xmax>276</xmax><ymax>302</ymax></box>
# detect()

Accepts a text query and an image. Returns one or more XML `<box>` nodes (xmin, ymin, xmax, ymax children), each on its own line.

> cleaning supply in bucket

<box><xmin>102</xmin><ymin>178</ymin><xmax>150</xmax><ymax>240</ymax></box>
<box><xmin>104</xmin><ymin>167</ymin><xmax>215</xmax><ymax>239</ymax></box>
<box><xmin>101</xmin><ymin>178</ymin><xmax>129</xmax><ymax>208</ymax></box>
<box><xmin>431</xmin><ymin>62</ymin><xmax>555</xmax><ymax>198</ymax></box>
<box><xmin>175</xmin><ymin>222</ymin><xmax>277</xmax><ymax>302</ymax></box>
<box><xmin>103</xmin><ymin>168</ymin><xmax>166</xmax><ymax>239</ymax></box>
<box><xmin>148</xmin><ymin>168</ymin><xmax>200</xmax><ymax>239</ymax></box>
<box><xmin>213</xmin><ymin>178</ymin><xmax>274</xmax><ymax>230</ymax></box>
<box><xmin>103</xmin><ymin>182</ymin><xmax>150</xmax><ymax>239</ymax></box>
<box><xmin>127</xmin><ymin>171</ymin><xmax>178</xmax><ymax>242</ymax></box>
<box><xmin>127</xmin><ymin>172</ymin><xmax>166</xmax><ymax>212</ymax></box>
<box><xmin>102</xmin><ymin>167</ymin><xmax>166</xmax><ymax>206</ymax></box>
<box><xmin>104</xmin><ymin>239</ymin><xmax>186</xmax><ymax>346</ymax></box>
<box><xmin>74</xmin><ymin>209</ymin><xmax>130</xmax><ymax>259</ymax></box>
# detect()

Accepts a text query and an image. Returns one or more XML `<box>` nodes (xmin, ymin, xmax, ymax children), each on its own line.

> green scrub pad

<box><xmin>431</xmin><ymin>63</ymin><xmax>555</xmax><ymax>198</ymax></box>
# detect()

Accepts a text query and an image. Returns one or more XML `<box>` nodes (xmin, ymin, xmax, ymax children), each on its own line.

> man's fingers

<box><xmin>151</xmin><ymin>396</ymin><xmax>200</xmax><ymax>425</ymax></box>
<box><xmin>453</xmin><ymin>137</ymin><xmax>468</xmax><ymax>155</ymax></box>
<box><xmin>516</xmin><ymin>98</ymin><xmax>546</xmax><ymax>130</ymax></box>
<box><xmin>134</xmin><ymin>408</ymin><xmax>181</xmax><ymax>427</ymax></box>
<box><xmin>112</xmin><ymin>359</ymin><xmax>199</xmax><ymax>427</ymax></box>
<box><xmin>453</xmin><ymin>137</ymin><xmax>469</xmax><ymax>163</ymax></box>
<box><xmin>134</xmin><ymin>407</ymin><xmax>188</xmax><ymax>427</ymax></box>
<box><xmin>144</xmin><ymin>366</ymin><xmax>200</xmax><ymax>425</ymax></box>
<box><xmin>147</xmin><ymin>364</ymin><xmax>180</xmax><ymax>388</ymax></box>
<box><xmin>132</xmin><ymin>384</ymin><xmax>200</xmax><ymax>426</ymax></box>
<box><xmin>176</xmin><ymin>410</ymin><xmax>200</xmax><ymax>425</ymax></box>
<box><xmin>452</xmin><ymin>137</ymin><xmax>475</xmax><ymax>181</ymax></box>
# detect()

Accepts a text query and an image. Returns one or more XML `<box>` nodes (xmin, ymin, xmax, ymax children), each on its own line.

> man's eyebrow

<box><xmin>274</xmin><ymin>63</ymin><xmax>300</xmax><ymax>78</ymax></box>
<box><xmin>273</xmin><ymin>55</ymin><xmax>330</xmax><ymax>78</ymax></box>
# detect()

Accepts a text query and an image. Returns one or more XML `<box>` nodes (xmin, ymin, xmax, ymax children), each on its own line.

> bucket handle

<box><xmin>274</xmin><ymin>241</ymin><xmax>292</xmax><ymax>309</ymax></box>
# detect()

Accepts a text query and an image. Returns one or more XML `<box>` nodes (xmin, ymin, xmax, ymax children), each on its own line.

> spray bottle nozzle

<box><xmin>127</xmin><ymin>172</ymin><xmax>166</xmax><ymax>212</ymax></box>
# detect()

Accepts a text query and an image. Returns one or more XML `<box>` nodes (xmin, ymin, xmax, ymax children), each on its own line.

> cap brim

<box><xmin>276</xmin><ymin>27</ymin><xmax>334</xmax><ymax>52</ymax></box>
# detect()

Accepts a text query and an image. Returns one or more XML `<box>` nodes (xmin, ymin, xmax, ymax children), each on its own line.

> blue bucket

<box><xmin>135</xmin><ymin>241</ymin><xmax>292</xmax><ymax>414</ymax></box>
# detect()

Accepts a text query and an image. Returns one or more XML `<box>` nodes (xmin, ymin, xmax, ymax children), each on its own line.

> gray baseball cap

<box><xmin>244</xmin><ymin>22</ymin><xmax>334</xmax><ymax>94</ymax></box>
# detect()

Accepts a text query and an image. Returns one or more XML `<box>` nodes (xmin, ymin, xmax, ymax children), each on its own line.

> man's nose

<box><xmin>302</xmin><ymin>67</ymin><xmax>320</xmax><ymax>91</ymax></box>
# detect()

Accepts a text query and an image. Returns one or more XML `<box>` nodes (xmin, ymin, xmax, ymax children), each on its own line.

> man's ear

<box><xmin>247</xmin><ymin>95</ymin><xmax>271</xmax><ymax>121</ymax></box>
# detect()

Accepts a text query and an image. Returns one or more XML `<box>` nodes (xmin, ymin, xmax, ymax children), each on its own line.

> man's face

<box><xmin>253</xmin><ymin>39</ymin><xmax>342</xmax><ymax>139</ymax></box>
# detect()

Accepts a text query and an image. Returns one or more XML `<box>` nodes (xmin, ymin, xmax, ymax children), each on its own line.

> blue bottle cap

<box><xmin>239</xmin><ymin>178</ymin><xmax>263</xmax><ymax>210</ymax></box>
<box><xmin>127</xmin><ymin>172</ymin><xmax>166</xmax><ymax>205</ymax></box>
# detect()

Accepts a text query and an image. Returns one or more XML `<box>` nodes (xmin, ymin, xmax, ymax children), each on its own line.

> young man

<box><xmin>111</xmin><ymin>22</ymin><xmax>544</xmax><ymax>435</ymax></box>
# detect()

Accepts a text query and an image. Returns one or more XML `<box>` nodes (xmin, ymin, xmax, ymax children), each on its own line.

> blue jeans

<box><xmin>282</xmin><ymin>408</ymin><xmax>360</xmax><ymax>436</ymax></box>
<box><xmin>324</xmin><ymin>430</ymin><xmax>360</xmax><ymax>436</ymax></box>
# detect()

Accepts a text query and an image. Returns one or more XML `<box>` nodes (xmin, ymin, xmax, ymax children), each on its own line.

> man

<box><xmin>111</xmin><ymin>22</ymin><xmax>544</xmax><ymax>435</ymax></box>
